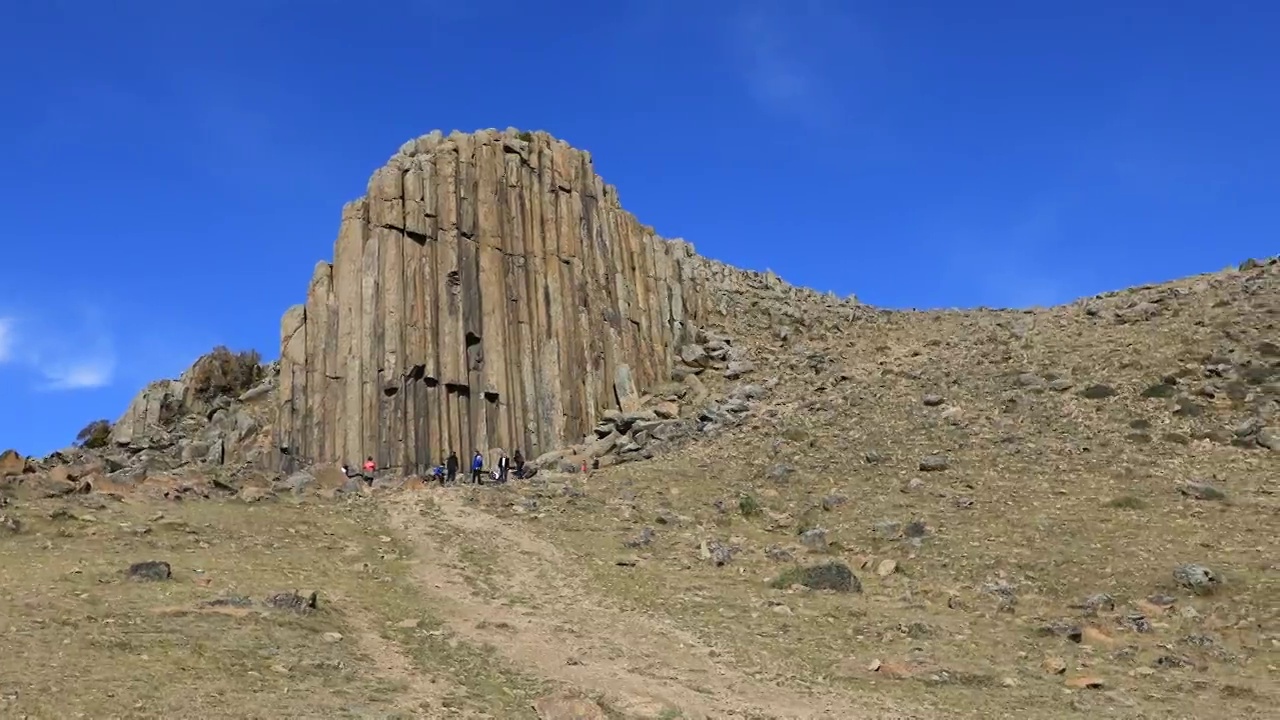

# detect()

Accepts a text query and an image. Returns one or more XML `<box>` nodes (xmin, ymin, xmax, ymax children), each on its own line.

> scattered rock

<box><xmin>266</xmin><ymin>591</ymin><xmax>319</xmax><ymax>612</ymax></box>
<box><xmin>766</xmin><ymin>463</ymin><xmax>794</xmax><ymax>483</ymax></box>
<box><xmin>876</xmin><ymin>559</ymin><xmax>898</xmax><ymax>577</ymax></box>
<box><xmin>1081</xmin><ymin>384</ymin><xmax>1118</xmax><ymax>399</ymax></box>
<box><xmin>0</xmin><ymin>514</ymin><xmax>21</xmax><ymax>535</ymax></box>
<box><xmin>0</xmin><ymin>449</ymin><xmax>25</xmax><ymax>477</ymax></box>
<box><xmin>699</xmin><ymin>539</ymin><xmax>736</xmax><ymax>566</ymax></box>
<box><xmin>820</xmin><ymin>494</ymin><xmax>847</xmax><ymax>511</ymax></box>
<box><xmin>1079</xmin><ymin>593</ymin><xmax>1116</xmax><ymax>615</ymax></box>
<box><xmin>918</xmin><ymin>455</ymin><xmax>949</xmax><ymax>472</ymax></box>
<box><xmin>764</xmin><ymin>545</ymin><xmax>794</xmax><ymax>563</ymax></box>
<box><xmin>922</xmin><ymin>394</ymin><xmax>946</xmax><ymax>407</ymax></box>
<box><xmin>1258</xmin><ymin>427</ymin><xmax>1278</xmax><ymax>450</ymax></box>
<box><xmin>799</xmin><ymin>528</ymin><xmax>828</xmax><ymax>550</ymax></box>
<box><xmin>1173</xmin><ymin>564</ymin><xmax>1221</xmax><ymax>595</ymax></box>
<box><xmin>776</xmin><ymin>561</ymin><xmax>860</xmax><ymax>592</ymax></box>
<box><xmin>126</xmin><ymin>560</ymin><xmax>172</xmax><ymax>582</ymax></box>
<box><xmin>1041</xmin><ymin>656</ymin><xmax>1068</xmax><ymax>675</ymax></box>
<box><xmin>1141</xmin><ymin>383</ymin><xmax>1178</xmax><ymax>399</ymax></box>
<box><xmin>873</xmin><ymin>521</ymin><xmax>902</xmax><ymax>539</ymax></box>
<box><xmin>1179</xmin><ymin>481</ymin><xmax>1226</xmax><ymax>501</ymax></box>
<box><xmin>624</xmin><ymin>527</ymin><xmax>655</xmax><ymax>549</ymax></box>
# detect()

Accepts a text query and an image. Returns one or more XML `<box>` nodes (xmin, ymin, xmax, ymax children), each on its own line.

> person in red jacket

<box><xmin>362</xmin><ymin>456</ymin><xmax>376</xmax><ymax>485</ymax></box>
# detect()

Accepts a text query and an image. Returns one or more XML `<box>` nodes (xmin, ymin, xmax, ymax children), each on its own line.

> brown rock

<box><xmin>1042</xmin><ymin>656</ymin><xmax>1068</xmax><ymax>675</ymax></box>
<box><xmin>0</xmin><ymin>449</ymin><xmax>26</xmax><ymax>477</ymax></box>
<box><xmin>1064</xmin><ymin>675</ymin><xmax>1106</xmax><ymax>690</ymax></box>
<box><xmin>652</xmin><ymin>401</ymin><xmax>680</xmax><ymax>419</ymax></box>
<box><xmin>275</xmin><ymin>129</ymin><xmax>757</xmax><ymax>472</ymax></box>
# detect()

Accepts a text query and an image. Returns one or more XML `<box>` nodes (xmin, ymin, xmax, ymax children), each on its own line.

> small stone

<box><xmin>322</xmin><ymin>632</ymin><xmax>343</xmax><ymax>643</ymax></box>
<box><xmin>126</xmin><ymin>561</ymin><xmax>172</xmax><ymax>582</ymax></box>
<box><xmin>1042</xmin><ymin>656</ymin><xmax>1068</xmax><ymax>675</ymax></box>
<box><xmin>1080</xmin><ymin>593</ymin><xmax>1116</xmax><ymax>615</ymax></box>
<box><xmin>1179</xmin><ymin>481</ymin><xmax>1226</xmax><ymax>501</ymax></box>
<box><xmin>873</xmin><ymin>521</ymin><xmax>901</xmax><ymax>539</ymax></box>
<box><xmin>922</xmin><ymin>394</ymin><xmax>946</xmax><ymax>407</ymax></box>
<box><xmin>918</xmin><ymin>455</ymin><xmax>949</xmax><ymax>472</ymax></box>
<box><xmin>876</xmin><ymin>559</ymin><xmax>898</xmax><ymax>577</ymax></box>
<box><xmin>799</xmin><ymin>528</ymin><xmax>828</xmax><ymax>550</ymax></box>
<box><xmin>1081</xmin><ymin>384</ymin><xmax>1117</xmax><ymax>399</ymax></box>
<box><xmin>1257</xmin><ymin>427</ymin><xmax>1279</xmax><ymax>450</ymax></box>
<box><xmin>1064</xmin><ymin>676</ymin><xmax>1105</xmax><ymax>690</ymax></box>
<box><xmin>1173</xmin><ymin>564</ymin><xmax>1221</xmax><ymax>595</ymax></box>
<box><xmin>786</xmin><ymin>561</ymin><xmax>860</xmax><ymax>592</ymax></box>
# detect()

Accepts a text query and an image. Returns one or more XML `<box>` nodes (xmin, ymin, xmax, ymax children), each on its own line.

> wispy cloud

<box><xmin>725</xmin><ymin>1</ymin><xmax>867</xmax><ymax>128</ymax></box>
<box><xmin>37</xmin><ymin>355</ymin><xmax>117</xmax><ymax>391</ymax></box>
<box><xmin>0</xmin><ymin>316</ymin><xmax>14</xmax><ymax>363</ymax></box>
<box><xmin>0</xmin><ymin>311</ymin><xmax>117</xmax><ymax>391</ymax></box>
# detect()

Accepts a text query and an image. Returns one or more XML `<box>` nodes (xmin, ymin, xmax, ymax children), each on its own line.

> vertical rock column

<box><xmin>276</xmin><ymin>129</ymin><xmax>728</xmax><ymax>471</ymax></box>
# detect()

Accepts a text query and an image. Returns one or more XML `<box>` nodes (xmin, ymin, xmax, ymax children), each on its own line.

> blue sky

<box><xmin>1</xmin><ymin>1</ymin><xmax>1276</xmax><ymax>456</ymax></box>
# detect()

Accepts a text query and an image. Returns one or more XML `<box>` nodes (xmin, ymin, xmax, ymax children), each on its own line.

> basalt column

<box><xmin>277</xmin><ymin>129</ymin><xmax>716</xmax><ymax>471</ymax></box>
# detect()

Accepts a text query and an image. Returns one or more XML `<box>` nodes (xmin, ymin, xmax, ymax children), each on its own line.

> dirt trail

<box><xmin>341</xmin><ymin>604</ymin><xmax>462</xmax><ymax>717</ymax></box>
<box><xmin>385</xmin><ymin>490</ymin><xmax>904</xmax><ymax>720</ymax></box>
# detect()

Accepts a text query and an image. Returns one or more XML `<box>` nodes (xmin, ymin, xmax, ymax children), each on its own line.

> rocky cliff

<box><xmin>276</xmin><ymin>128</ymin><xmax>762</xmax><ymax>472</ymax></box>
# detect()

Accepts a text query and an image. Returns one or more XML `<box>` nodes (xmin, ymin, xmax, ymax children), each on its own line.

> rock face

<box><xmin>276</xmin><ymin>129</ymin><xmax>741</xmax><ymax>472</ymax></box>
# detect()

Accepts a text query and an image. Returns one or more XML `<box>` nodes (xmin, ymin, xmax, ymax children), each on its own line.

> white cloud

<box><xmin>0</xmin><ymin>317</ymin><xmax>13</xmax><ymax>363</ymax></box>
<box><xmin>37</xmin><ymin>356</ymin><xmax>117</xmax><ymax>391</ymax></box>
<box><xmin>725</xmin><ymin>1</ymin><xmax>865</xmax><ymax>128</ymax></box>
<box><xmin>0</xmin><ymin>312</ymin><xmax>117</xmax><ymax>391</ymax></box>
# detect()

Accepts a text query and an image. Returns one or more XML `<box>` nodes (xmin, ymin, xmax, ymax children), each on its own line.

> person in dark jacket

<box><xmin>470</xmin><ymin>450</ymin><xmax>484</xmax><ymax>484</ymax></box>
<box><xmin>445</xmin><ymin>451</ymin><xmax>459</xmax><ymax>484</ymax></box>
<box><xmin>496</xmin><ymin>452</ymin><xmax>510</xmax><ymax>483</ymax></box>
<box><xmin>513</xmin><ymin>449</ymin><xmax>525</xmax><ymax>479</ymax></box>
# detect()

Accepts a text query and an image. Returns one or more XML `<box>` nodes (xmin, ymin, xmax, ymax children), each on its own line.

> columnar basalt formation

<box><xmin>277</xmin><ymin>128</ymin><xmax>730</xmax><ymax>472</ymax></box>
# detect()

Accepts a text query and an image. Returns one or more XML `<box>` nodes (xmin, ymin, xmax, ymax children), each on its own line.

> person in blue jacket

<box><xmin>470</xmin><ymin>450</ymin><xmax>484</xmax><ymax>484</ymax></box>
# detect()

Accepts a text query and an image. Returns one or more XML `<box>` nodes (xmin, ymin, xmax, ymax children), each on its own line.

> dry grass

<box><xmin>0</xmin><ymin>494</ymin><xmax>547</xmax><ymax>719</ymax></box>
<box><xmin>461</xmin><ymin>261</ymin><xmax>1280</xmax><ymax>718</ymax></box>
<box><xmin>3</xmin><ymin>261</ymin><xmax>1275</xmax><ymax>719</ymax></box>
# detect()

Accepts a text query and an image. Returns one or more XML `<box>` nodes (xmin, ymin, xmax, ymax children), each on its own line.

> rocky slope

<box><xmin>1</xmin><ymin>130</ymin><xmax>1274</xmax><ymax>503</ymax></box>
<box><xmin>274</xmin><ymin>128</ymin><xmax>838</xmax><ymax>475</ymax></box>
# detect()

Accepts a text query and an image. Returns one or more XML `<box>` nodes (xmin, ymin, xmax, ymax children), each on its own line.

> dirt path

<box><xmin>385</xmin><ymin>490</ymin><xmax>898</xmax><ymax>720</ymax></box>
<box><xmin>340</xmin><ymin>604</ymin><xmax>464</xmax><ymax>717</ymax></box>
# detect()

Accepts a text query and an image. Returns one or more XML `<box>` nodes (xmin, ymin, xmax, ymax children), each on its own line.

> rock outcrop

<box><xmin>276</xmin><ymin>128</ymin><xmax>746</xmax><ymax>472</ymax></box>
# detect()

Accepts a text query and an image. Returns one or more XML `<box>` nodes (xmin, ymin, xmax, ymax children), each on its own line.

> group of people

<box><xmin>429</xmin><ymin>449</ymin><xmax>527</xmax><ymax>484</ymax></box>
<box><xmin>342</xmin><ymin>448</ymin><xmax>527</xmax><ymax>487</ymax></box>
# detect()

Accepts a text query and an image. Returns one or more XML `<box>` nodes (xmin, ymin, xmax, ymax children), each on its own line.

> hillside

<box><xmin>1</xmin><ymin>130</ymin><xmax>1277</xmax><ymax>719</ymax></box>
